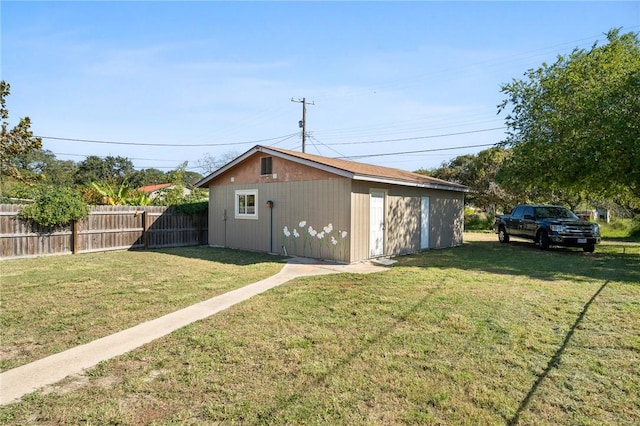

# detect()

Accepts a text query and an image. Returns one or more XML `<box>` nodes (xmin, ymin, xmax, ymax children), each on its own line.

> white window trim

<box><xmin>235</xmin><ymin>189</ymin><xmax>258</xmax><ymax>220</ymax></box>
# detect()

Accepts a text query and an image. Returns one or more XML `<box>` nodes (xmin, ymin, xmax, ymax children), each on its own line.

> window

<box><xmin>511</xmin><ymin>206</ymin><xmax>525</xmax><ymax>218</ymax></box>
<box><xmin>235</xmin><ymin>190</ymin><xmax>258</xmax><ymax>219</ymax></box>
<box><xmin>260</xmin><ymin>156</ymin><xmax>272</xmax><ymax>175</ymax></box>
<box><xmin>523</xmin><ymin>206</ymin><xmax>534</xmax><ymax>218</ymax></box>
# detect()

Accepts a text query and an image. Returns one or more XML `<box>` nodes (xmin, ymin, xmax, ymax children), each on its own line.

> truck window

<box><xmin>523</xmin><ymin>206</ymin><xmax>534</xmax><ymax>218</ymax></box>
<box><xmin>511</xmin><ymin>206</ymin><xmax>525</xmax><ymax>218</ymax></box>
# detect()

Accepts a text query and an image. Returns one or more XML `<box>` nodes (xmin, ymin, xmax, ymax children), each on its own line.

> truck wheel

<box><xmin>498</xmin><ymin>227</ymin><xmax>510</xmax><ymax>243</ymax></box>
<box><xmin>537</xmin><ymin>231</ymin><xmax>550</xmax><ymax>250</ymax></box>
<box><xmin>583</xmin><ymin>244</ymin><xmax>595</xmax><ymax>253</ymax></box>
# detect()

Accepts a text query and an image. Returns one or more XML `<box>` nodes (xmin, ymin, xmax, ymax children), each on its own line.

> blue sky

<box><xmin>2</xmin><ymin>1</ymin><xmax>638</xmax><ymax>175</ymax></box>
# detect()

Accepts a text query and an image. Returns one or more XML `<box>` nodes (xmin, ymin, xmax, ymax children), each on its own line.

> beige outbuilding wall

<box><xmin>208</xmin><ymin>178</ymin><xmax>352</xmax><ymax>262</ymax></box>
<box><xmin>349</xmin><ymin>182</ymin><xmax>464</xmax><ymax>262</ymax></box>
<box><xmin>204</xmin><ymin>150</ymin><xmax>465</xmax><ymax>263</ymax></box>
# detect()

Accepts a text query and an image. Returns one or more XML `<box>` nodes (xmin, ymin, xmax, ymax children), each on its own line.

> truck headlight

<box><xmin>592</xmin><ymin>224</ymin><xmax>600</xmax><ymax>236</ymax></box>
<box><xmin>549</xmin><ymin>225</ymin><xmax>566</xmax><ymax>232</ymax></box>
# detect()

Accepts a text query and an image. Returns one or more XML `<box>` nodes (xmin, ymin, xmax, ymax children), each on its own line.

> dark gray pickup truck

<box><xmin>494</xmin><ymin>204</ymin><xmax>601</xmax><ymax>252</ymax></box>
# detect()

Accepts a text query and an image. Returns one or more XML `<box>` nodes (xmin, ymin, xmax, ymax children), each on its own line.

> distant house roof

<box><xmin>196</xmin><ymin>145</ymin><xmax>469</xmax><ymax>193</ymax></box>
<box><xmin>137</xmin><ymin>183</ymin><xmax>173</xmax><ymax>193</ymax></box>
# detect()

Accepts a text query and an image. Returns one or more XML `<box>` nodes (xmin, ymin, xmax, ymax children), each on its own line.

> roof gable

<box><xmin>196</xmin><ymin>145</ymin><xmax>469</xmax><ymax>192</ymax></box>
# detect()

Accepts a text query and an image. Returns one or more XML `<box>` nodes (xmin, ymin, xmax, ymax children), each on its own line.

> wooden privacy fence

<box><xmin>0</xmin><ymin>205</ymin><xmax>208</xmax><ymax>260</ymax></box>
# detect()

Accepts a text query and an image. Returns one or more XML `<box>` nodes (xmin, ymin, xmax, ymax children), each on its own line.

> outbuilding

<box><xmin>196</xmin><ymin>145</ymin><xmax>469</xmax><ymax>263</ymax></box>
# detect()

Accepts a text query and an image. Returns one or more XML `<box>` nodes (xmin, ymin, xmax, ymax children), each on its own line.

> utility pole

<box><xmin>291</xmin><ymin>97</ymin><xmax>314</xmax><ymax>153</ymax></box>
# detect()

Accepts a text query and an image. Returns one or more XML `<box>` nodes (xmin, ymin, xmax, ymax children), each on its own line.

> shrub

<box><xmin>464</xmin><ymin>210</ymin><xmax>494</xmax><ymax>231</ymax></box>
<box><xmin>173</xmin><ymin>200</ymin><xmax>208</xmax><ymax>215</ymax></box>
<box><xmin>631</xmin><ymin>216</ymin><xmax>640</xmax><ymax>237</ymax></box>
<box><xmin>18</xmin><ymin>186</ymin><xmax>89</xmax><ymax>228</ymax></box>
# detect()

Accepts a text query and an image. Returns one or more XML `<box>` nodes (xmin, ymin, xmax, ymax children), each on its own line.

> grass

<box><xmin>0</xmin><ymin>247</ymin><xmax>285</xmax><ymax>371</ymax></box>
<box><xmin>599</xmin><ymin>218</ymin><xmax>640</xmax><ymax>241</ymax></box>
<box><xmin>1</xmin><ymin>235</ymin><xmax>639</xmax><ymax>425</ymax></box>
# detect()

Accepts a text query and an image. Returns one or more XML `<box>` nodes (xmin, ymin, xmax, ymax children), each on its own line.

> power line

<box><xmin>326</xmin><ymin>126</ymin><xmax>506</xmax><ymax>146</ymax></box>
<box><xmin>37</xmin><ymin>133</ymin><xmax>300</xmax><ymax>147</ymax></box>
<box><xmin>52</xmin><ymin>152</ymin><xmax>180</xmax><ymax>162</ymax></box>
<box><xmin>307</xmin><ymin>135</ymin><xmax>347</xmax><ymax>158</ymax></box>
<box><xmin>339</xmin><ymin>142</ymin><xmax>499</xmax><ymax>160</ymax></box>
<box><xmin>43</xmin><ymin>126</ymin><xmax>505</xmax><ymax>153</ymax></box>
<box><xmin>52</xmin><ymin>139</ymin><xmax>499</xmax><ymax>170</ymax></box>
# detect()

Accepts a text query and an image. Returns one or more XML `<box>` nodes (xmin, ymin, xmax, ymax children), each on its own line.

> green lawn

<box><xmin>1</xmin><ymin>235</ymin><xmax>639</xmax><ymax>425</ymax></box>
<box><xmin>0</xmin><ymin>247</ymin><xmax>285</xmax><ymax>372</ymax></box>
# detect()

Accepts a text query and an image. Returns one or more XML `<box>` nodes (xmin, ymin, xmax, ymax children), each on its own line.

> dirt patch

<box><xmin>40</xmin><ymin>373</ymin><xmax>90</xmax><ymax>397</ymax></box>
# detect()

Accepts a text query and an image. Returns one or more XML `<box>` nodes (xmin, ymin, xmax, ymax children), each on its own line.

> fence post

<box><xmin>71</xmin><ymin>219</ymin><xmax>79</xmax><ymax>254</ymax></box>
<box><xmin>143</xmin><ymin>211</ymin><xmax>150</xmax><ymax>249</ymax></box>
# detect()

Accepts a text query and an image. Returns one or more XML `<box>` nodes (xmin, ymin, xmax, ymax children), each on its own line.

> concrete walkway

<box><xmin>0</xmin><ymin>258</ymin><xmax>388</xmax><ymax>406</ymax></box>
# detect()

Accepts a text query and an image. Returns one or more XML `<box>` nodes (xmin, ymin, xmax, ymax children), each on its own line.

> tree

<box><xmin>196</xmin><ymin>151</ymin><xmax>239</xmax><ymax>174</ymax></box>
<box><xmin>418</xmin><ymin>147</ymin><xmax>516</xmax><ymax>212</ymax></box>
<box><xmin>498</xmin><ymin>29</ymin><xmax>640</xmax><ymax>211</ymax></box>
<box><xmin>10</xmin><ymin>149</ymin><xmax>77</xmax><ymax>187</ymax></box>
<box><xmin>91</xmin><ymin>180</ymin><xmax>150</xmax><ymax>206</ymax></box>
<box><xmin>0</xmin><ymin>81</ymin><xmax>43</xmax><ymax>186</ymax></box>
<box><xmin>182</xmin><ymin>170</ymin><xmax>204</xmax><ymax>188</ymax></box>
<box><xmin>75</xmin><ymin>155</ymin><xmax>135</xmax><ymax>185</ymax></box>
<box><xmin>129</xmin><ymin>168</ymin><xmax>167</xmax><ymax>188</ymax></box>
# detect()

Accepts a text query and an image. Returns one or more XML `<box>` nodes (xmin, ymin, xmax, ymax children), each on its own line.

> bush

<box><xmin>0</xmin><ymin>182</ymin><xmax>39</xmax><ymax>203</ymax></box>
<box><xmin>599</xmin><ymin>217</ymin><xmax>640</xmax><ymax>240</ymax></box>
<box><xmin>464</xmin><ymin>210</ymin><xmax>494</xmax><ymax>231</ymax></box>
<box><xmin>172</xmin><ymin>200</ymin><xmax>208</xmax><ymax>215</ymax></box>
<box><xmin>631</xmin><ymin>216</ymin><xmax>640</xmax><ymax>237</ymax></box>
<box><xmin>18</xmin><ymin>186</ymin><xmax>89</xmax><ymax>228</ymax></box>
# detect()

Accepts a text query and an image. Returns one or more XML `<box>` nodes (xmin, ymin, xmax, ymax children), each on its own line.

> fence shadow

<box><xmin>507</xmin><ymin>280</ymin><xmax>610</xmax><ymax>425</ymax></box>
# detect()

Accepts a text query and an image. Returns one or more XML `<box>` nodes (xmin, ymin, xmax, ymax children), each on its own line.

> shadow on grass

<box><xmin>142</xmin><ymin>245</ymin><xmax>288</xmax><ymax>266</ymax></box>
<box><xmin>394</xmin><ymin>239</ymin><xmax>640</xmax><ymax>286</ymax></box>
<box><xmin>507</xmin><ymin>280</ymin><xmax>610</xmax><ymax>425</ymax></box>
<box><xmin>255</xmin><ymin>287</ymin><xmax>438</xmax><ymax>421</ymax></box>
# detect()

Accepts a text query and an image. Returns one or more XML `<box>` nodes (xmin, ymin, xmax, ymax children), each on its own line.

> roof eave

<box><xmin>352</xmin><ymin>174</ymin><xmax>470</xmax><ymax>192</ymax></box>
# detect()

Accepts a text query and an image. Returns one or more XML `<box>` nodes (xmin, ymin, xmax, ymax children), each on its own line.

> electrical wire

<box><xmin>307</xmin><ymin>134</ymin><xmax>347</xmax><ymax>158</ymax></box>
<box><xmin>339</xmin><ymin>142</ymin><xmax>499</xmax><ymax>160</ymax></box>
<box><xmin>326</xmin><ymin>126</ymin><xmax>505</xmax><ymax>146</ymax></box>
<box><xmin>37</xmin><ymin>133</ymin><xmax>300</xmax><ymax>147</ymax></box>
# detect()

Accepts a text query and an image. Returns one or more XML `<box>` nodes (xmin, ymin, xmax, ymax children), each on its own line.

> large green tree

<box><xmin>0</xmin><ymin>81</ymin><xmax>43</xmax><ymax>186</ymax></box>
<box><xmin>75</xmin><ymin>155</ymin><xmax>135</xmax><ymax>185</ymax></box>
<box><xmin>498</xmin><ymin>29</ymin><xmax>640</xmax><ymax>211</ymax></box>
<box><xmin>129</xmin><ymin>168</ymin><xmax>167</xmax><ymax>188</ymax></box>
<box><xmin>419</xmin><ymin>147</ymin><xmax>516</xmax><ymax>212</ymax></box>
<box><xmin>11</xmin><ymin>149</ymin><xmax>77</xmax><ymax>187</ymax></box>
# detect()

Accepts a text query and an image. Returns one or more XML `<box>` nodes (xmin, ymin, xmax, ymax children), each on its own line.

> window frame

<box><xmin>260</xmin><ymin>156</ymin><xmax>273</xmax><ymax>176</ymax></box>
<box><xmin>235</xmin><ymin>189</ymin><xmax>258</xmax><ymax>219</ymax></box>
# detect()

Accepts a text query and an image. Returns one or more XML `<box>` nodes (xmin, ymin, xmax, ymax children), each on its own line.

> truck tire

<box><xmin>583</xmin><ymin>244</ymin><xmax>595</xmax><ymax>253</ymax></box>
<box><xmin>537</xmin><ymin>230</ymin><xmax>550</xmax><ymax>250</ymax></box>
<box><xmin>498</xmin><ymin>226</ymin><xmax>510</xmax><ymax>243</ymax></box>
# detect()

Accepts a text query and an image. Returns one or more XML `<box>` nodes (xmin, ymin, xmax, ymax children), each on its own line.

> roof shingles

<box><xmin>264</xmin><ymin>146</ymin><xmax>468</xmax><ymax>191</ymax></box>
<box><xmin>197</xmin><ymin>145</ymin><xmax>468</xmax><ymax>192</ymax></box>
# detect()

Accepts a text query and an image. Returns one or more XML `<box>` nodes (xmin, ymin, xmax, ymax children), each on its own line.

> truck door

<box><xmin>507</xmin><ymin>206</ymin><xmax>525</xmax><ymax>236</ymax></box>
<box><xmin>522</xmin><ymin>206</ymin><xmax>537</xmax><ymax>237</ymax></box>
